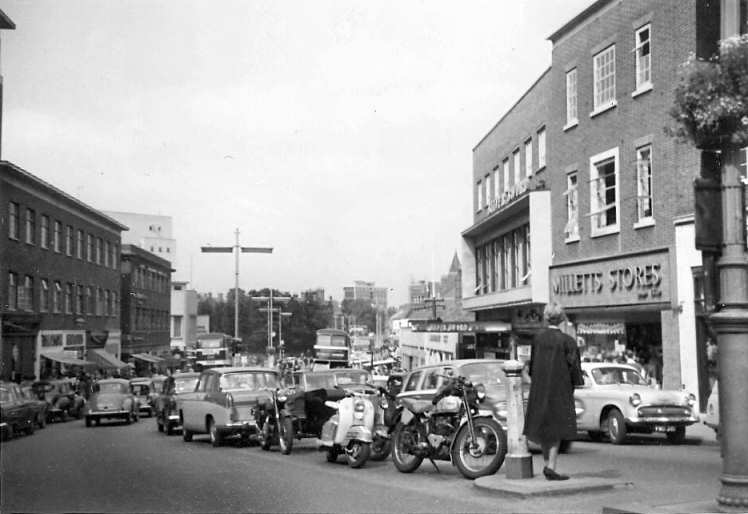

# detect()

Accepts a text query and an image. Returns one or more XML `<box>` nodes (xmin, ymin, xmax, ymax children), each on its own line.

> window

<box><xmin>513</xmin><ymin>150</ymin><xmax>521</xmax><ymax>185</ymax></box>
<box><xmin>96</xmin><ymin>237</ymin><xmax>102</xmax><ymax>265</ymax></box>
<box><xmin>76</xmin><ymin>285</ymin><xmax>84</xmax><ymax>314</ymax></box>
<box><xmin>112</xmin><ymin>292</ymin><xmax>118</xmax><ymax>317</ymax></box>
<box><xmin>25</xmin><ymin>209</ymin><xmax>36</xmax><ymax>244</ymax></box>
<box><xmin>635</xmin><ymin>24</ymin><xmax>651</xmax><ymax>91</ymax></box>
<box><xmin>522</xmin><ymin>225</ymin><xmax>531</xmax><ymax>283</ymax></box>
<box><xmin>52</xmin><ymin>281</ymin><xmax>62</xmax><ymax>313</ymax></box>
<box><xmin>636</xmin><ymin>144</ymin><xmax>654</xmax><ymax>222</ymax></box>
<box><xmin>8</xmin><ymin>202</ymin><xmax>19</xmax><ymax>239</ymax></box>
<box><xmin>593</xmin><ymin>45</ymin><xmax>616</xmax><ymax>112</ymax></box>
<box><xmin>104</xmin><ymin>290</ymin><xmax>110</xmax><ymax>316</ymax></box>
<box><xmin>40</xmin><ymin>279</ymin><xmax>49</xmax><ymax>312</ymax></box>
<box><xmin>513</xmin><ymin>230</ymin><xmax>521</xmax><ymax>287</ymax></box>
<box><xmin>537</xmin><ymin>128</ymin><xmax>546</xmax><ymax>169</ymax></box>
<box><xmin>172</xmin><ymin>316</ymin><xmax>183</xmax><ymax>337</ymax></box>
<box><xmin>524</xmin><ymin>139</ymin><xmax>533</xmax><ymax>177</ymax></box>
<box><xmin>589</xmin><ymin>148</ymin><xmax>620</xmax><ymax>236</ymax></box>
<box><xmin>477</xmin><ymin>180</ymin><xmax>484</xmax><ymax>211</ymax></box>
<box><xmin>96</xmin><ymin>288</ymin><xmax>103</xmax><ymax>316</ymax></box>
<box><xmin>483</xmin><ymin>176</ymin><xmax>490</xmax><ymax>208</ymax></box>
<box><xmin>76</xmin><ymin>230</ymin><xmax>83</xmax><ymax>259</ymax></box>
<box><xmin>7</xmin><ymin>272</ymin><xmax>17</xmax><ymax>310</ymax></box>
<box><xmin>104</xmin><ymin>241</ymin><xmax>110</xmax><ymax>267</ymax></box>
<box><xmin>20</xmin><ymin>275</ymin><xmax>34</xmax><ymax>311</ymax></box>
<box><xmin>503</xmin><ymin>233</ymin><xmax>513</xmax><ymax>288</ymax></box>
<box><xmin>85</xmin><ymin>286</ymin><xmax>93</xmax><ymax>315</ymax></box>
<box><xmin>566</xmin><ymin>68</ymin><xmax>578</xmax><ymax>126</ymax></box>
<box><xmin>65</xmin><ymin>283</ymin><xmax>73</xmax><ymax>314</ymax></box>
<box><xmin>502</xmin><ymin>159</ymin><xmax>510</xmax><ymax>193</ymax></box>
<box><xmin>112</xmin><ymin>244</ymin><xmax>118</xmax><ymax>268</ymax></box>
<box><xmin>41</xmin><ymin>215</ymin><xmax>49</xmax><ymax>249</ymax></box>
<box><xmin>86</xmin><ymin>234</ymin><xmax>93</xmax><ymax>262</ymax></box>
<box><xmin>65</xmin><ymin>226</ymin><xmax>73</xmax><ymax>256</ymax></box>
<box><xmin>565</xmin><ymin>172</ymin><xmax>580</xmax><ymax>241</ymax></box>
<box><xmin>403</xmin><ymin>371</ymin><xmax>423</xmax><ymax>392</ymax></box>
<box><xmin>493</xmin><ymin>168</ymin><xmax>500</xmax><ymax>201</ymax></box>
<box><xmin>53</xmin><ymin>221</ymin><xmax>62</xmax><ymax>252</ymax></box>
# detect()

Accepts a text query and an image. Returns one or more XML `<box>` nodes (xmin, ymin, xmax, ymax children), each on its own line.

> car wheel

<box><xmin>182</xmin><ymin>428</ymin><xmax>193</xmax><ymax>442</ymax></box>
<box><xmin>606</xmin><ymin>409</ymin><xmax>627</xmax><ymax>444</ymax></box>
<box><xmin>279</xmin><ymin>416</ymin><xmax>294</xmax><ymax>455</ymax></box>
<box><xmin>61</xmin><ymin>410</ymin><xmax>69</xmax><ymax>422</ymax></box>
<box><xmin>666</xmin><ymin>426</ymin><xmax>686</xmax><ymax>444</ymax></box>
<box><xmin>208</xmin><ymin>418</ymin><xmax>222</xmax><ymax>447</ymax></box>
<box><xmin>326</xmin><ymin>447</ymin><xmax>338</xmax><ymax>463</ymax></box>
<box><xmin>25</xmin><ymin>421</ymin><xmax>35</xmax><ymax>436</ymax></box>
<box><xmin>85</xmin><ymin>416</ymin><xmax>92</xmax><ymax>428</ymax></box>
<box><xmin>94</xmin><ymin>418</ymin><xmax>100</xmax><ymax>426</ymax></box>
<box><xmin>166</xmin><ymin>422</ymin><xmax>176</xmax><ymax>436</ymax></box>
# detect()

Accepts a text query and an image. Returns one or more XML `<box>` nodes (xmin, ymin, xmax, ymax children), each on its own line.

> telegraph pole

<box><xmin>201</xmin><ymin>229</ymin><xmax>272</xmax><ymax>339</ymax></box>
<box><xmin>252</xmin><ymin>291</ymin><xmax>290</xmax><ymax>365</ymax></box>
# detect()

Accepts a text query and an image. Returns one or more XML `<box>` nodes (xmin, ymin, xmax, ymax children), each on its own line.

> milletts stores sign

<box><xmin>549</xmin><ymin>251</ymin><xmax>670</xmax><ymax>309</ymax></box>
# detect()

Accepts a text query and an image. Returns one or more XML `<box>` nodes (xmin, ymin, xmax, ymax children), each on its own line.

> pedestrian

<box><xmin>524</xmin><ymin>301</ymin><xmax>583</xmax><ymax>481</ymax></box>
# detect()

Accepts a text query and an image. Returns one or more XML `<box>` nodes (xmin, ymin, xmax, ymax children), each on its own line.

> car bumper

<box><xmin>222</xmin><ymin>420</ymin><xmax>259</xmax><ymax>434</ymax></box>
<box><xmin>88</xmin><ymin>410</ymin><xmax>130</xmax><ymax>418</ymax></box>
<box><xmin>625</xmin><ymin>415</ymin><xmax>699</xmax><ymax>426</ymax></box>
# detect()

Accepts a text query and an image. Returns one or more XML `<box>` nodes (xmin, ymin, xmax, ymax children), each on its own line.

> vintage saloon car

<box><xmin>574</xmin><ymin>362</ymin><xmax>698</xmax><ymax>444</ymax></box>
<box><xmin>154</xmin><ymin>372</ymin><xmax>200</xmax><ymax>435</ymax></box>
<box><xmin>178</xmin><ymin>367</ymin><xmax>278</xmax><ymax>447</ymax></box>
<box><xmin>1</xmin><ymin>381</ymin><xmax>37</xmax><ymax>439</ymax></box>
<box><xmin>84</xmin><ymin>379</ymin><xmax>139</xmax><ymax>426</ymax></box>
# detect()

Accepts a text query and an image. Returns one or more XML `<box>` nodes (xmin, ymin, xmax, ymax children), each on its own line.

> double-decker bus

<box><xmin>193</xmin><ymin>333</ymin><xmax>235</xmax><ymax>368</ymax></box>
<box><xmin>312</xmin><ymin>328</ymin><xmax>351</xmax><ymax>369</ymax></box>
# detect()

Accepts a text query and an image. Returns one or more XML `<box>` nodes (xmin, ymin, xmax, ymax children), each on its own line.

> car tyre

<box><xmin>208</xmin><ymin>418</ymin><xmax>222</xmax><ymax>447</ymax></box>
<box><xmin>391</xmin><ymin>423</ymin><xmax>424</xmax><ymax>473</ymax></box>
<box><xmin>25</xmin><ymin>421</ymin><xmax>35</xmax><ymax>436</ymax></box>
<box><xmin>279</xmin><ymin>416</ymin><xmax>294</xmax><ymax>455</ymax></box>
<box><xmin>666</xmin><ymin>426</ymin><xmax>686</xmax><ymax>444</ymax></box>
<box><xmin>37</xmin><ymin>412</ymin><xmax>46</xmax><ymax>429</ymax></box>
<box><xmin>182</xmin><ymin>428</ymin><xmax>193</xmax><ymax>442</ymax></box>
<box><xmin>370</xmin><ymin>436</ymin><xmax>392</xmax><ymax>461</ymax></box>
<box><xmin>85</xmin><ymin>416</ymin><xmax>92</xmax><ymax>428</ymax></box>
<box><xmin>606</xmin><ymin>409</ymin><xmax>627</xmax><ymax>444</ymax></box>
<box><xmin>326</xmin><ymin>447</ymin><xmax>338</xmax><ymax>463</ymax></box>
<box><xmin>588</xmin><ymin>430</ymin><xmax>604</xmax><ymax>442</ymax></box>
<box><xmin>166</xmin><ymin>422</ymin><xmax>175</xmax><ymax>436</ymax></box>
<box><xmin>260</xmin><ymin>420</ymin><xmax>273</xmax><ymax>451</ymax></box>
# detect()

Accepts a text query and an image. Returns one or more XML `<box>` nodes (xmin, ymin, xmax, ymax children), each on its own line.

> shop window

<box><xmin>636</xmin><ymin>144</ymin><xmax>654</xmax><ymax>224</ymax></box>
<box><xmin>589</xmin><ymin>148</ymin><xmax>619</xmax><ymax>237</ymax></box>
<box><xmin>8</xmin><ymin>202</ymin><xmax>19</xmax><ymax>240</ymax></box>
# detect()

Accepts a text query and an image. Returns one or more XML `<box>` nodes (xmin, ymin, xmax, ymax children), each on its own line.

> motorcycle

<box><xmin>391</xmin><ymin>374</ymin><xmax>507</xmax><ymax>479</ymax></box>
<box><xmin>318</xmin><ymin>389</ymin><xmax>376</xmax><ymax>468</ymax></box>
<box><xmin>369</xmin><ymin>373</ymin><xmax>405</xmax><ymax>461</ymax></box>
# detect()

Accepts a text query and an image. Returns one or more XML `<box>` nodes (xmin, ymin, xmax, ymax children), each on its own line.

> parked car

<box><xmin>130</xmin><ymin>379</ymin><xmax>155</xmax><ymax>417</ymax></box>
<box><xmin>574</xmin><ymin>362</ymin><xmax>698</xmax><ymax>444</ymax></box>
<box><xmin>154</xmin><ymin>372</ymin><xmax>200</xmax><ymax>435</ymax></box>
<box><xmin>178</xmin><ymin>367</ymin><xmax>278</xmax><ymax>446</ymax></box>
<box><xmin>19</xmin><ymin>384</ymin><xmax>48</xmax><ymax>429</ymax></box>
<box><xmin>1</xmin><ymin>381</ymin><xmax>37</xmax><ymax>440</ymax></box>
<box><xmin>84</xmin><ymin>379</ymin><xmax>139</xmax><ymax>426</ymax></box>
<box><xmin>32</xmin><ymin>379</ymin><xmax>85</xmax><ymax>422</ymax></box>
<box><xmin>703</xmin><ymin>380</ymin><xmax>719</xmax><ymax>438</ymax></box>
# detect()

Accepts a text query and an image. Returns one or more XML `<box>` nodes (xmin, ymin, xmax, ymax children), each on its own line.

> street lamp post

<box><xmin>201</xmin><ymin>228</ymin><xmax>272</xmax><ymax>340</ymax></box>
<box><xmin>252</xmin><ymin>291</ymin><xmax>290</xmax><ymax>366</ymax></box>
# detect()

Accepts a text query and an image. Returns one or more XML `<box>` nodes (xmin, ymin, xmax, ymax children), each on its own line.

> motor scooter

<box><xmin>318</xmin><ymin>391</ymin><xmax>375</xmax><ymax>468</ymax></box>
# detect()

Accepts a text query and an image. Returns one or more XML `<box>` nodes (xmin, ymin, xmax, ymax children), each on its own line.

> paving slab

<box><xmin>473</xmin><ymin>473</ymin><xmax>633</xmax><ymax>499</ymax></box>
<box><xmin>603</xmin><ymin>500</ymin><xmax>723</xmax><ymax>514</ymax></box>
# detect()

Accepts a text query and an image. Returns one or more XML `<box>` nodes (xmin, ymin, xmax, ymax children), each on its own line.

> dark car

<box><xmin>84</xmin><ymin>379</ymin><xmax>139</xmax><ymax>426</ymax></box>
<box><xmin>130</xmin><ymin>379</ymin><xmax>155</xmax><ymax>418</ymax></box>
<box><xmin>154</xmin><ymin>372</ymin><xmax>200</xmax><ymax>435</ymax></box>
<box><xmin>19</xmin><ymin>384</ymin><xmax>48</xmax><ymax>429</ymax></box>
<box><xmin>1</xmin><ymin>381</ymin><xmax>37</xmax><ymax>440</ymax></box>
<box><xmin>32</xmin><ymin>379</ymin><xmax>85</xmax><ymax>422</ymax></box>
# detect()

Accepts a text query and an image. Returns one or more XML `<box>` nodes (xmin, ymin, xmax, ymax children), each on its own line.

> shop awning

<box><xmin>88</xmin><ymin>348</ymin><xmax>129</xmax><ymax>369</ymax></box>
<box><xmin>40</xmin><ymin>350</ymin><xmax>94</xmax><ymax>367</ymax></box>
<box><xmin>131</xmin><ymin>353</ymin><xmax>163</xmax><ymax>364</ymax></box>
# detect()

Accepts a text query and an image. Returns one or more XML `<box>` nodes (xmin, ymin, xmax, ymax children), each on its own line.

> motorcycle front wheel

<box><xmin>346</xmin><ymin>441</ymin><xmax>371</xmax><ymax>469</ymax></box>
<box><xmin>391</xmin><ymin>423</ymin><xmax>423</xmax><ymax>473</ymax></box>
<box><xmin>452</xmin><ymin>417</ymin><xmax>507</xmax><ymax>479</ymax></box>
<box><xmin>279</xmin><ymin>416</ymin><xmax>294</xmax><ymax>455</ymax></box>
<box><xmin>260</xmin><ymin>418</ymin><xmax>274</xmax><ymax>451</ymax></box>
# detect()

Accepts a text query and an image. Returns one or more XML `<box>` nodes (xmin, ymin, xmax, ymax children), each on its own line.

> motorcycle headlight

<box><xmin>277</xmin><ymin>395</ymin><xmax>287</xmax><ymax>403</ymax></box>
<box><xmin>494</xmin><ymin>401</ymin><xmax>507</xmax><ymax>419</ymax></box>
<box><xmin>353</xmin><ymin>400</ymin><xmax>366</xmax><ymax>420</ymax></box>
<box><xmin>629</xmin><ymin>393</ymin><xmax>641</xmax><ymax>407</ymax></box>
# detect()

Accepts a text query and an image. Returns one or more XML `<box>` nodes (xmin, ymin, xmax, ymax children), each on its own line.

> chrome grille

<box><xmin>638</xmin><ymin>406</ymin><xmax>690</xmax><ymax>417</ymax></box>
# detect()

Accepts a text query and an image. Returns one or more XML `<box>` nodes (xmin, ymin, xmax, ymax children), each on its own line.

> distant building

<box><xmin>408</xmin><ymin>280</ymin><xmax>434</xmax><ymax>305</ymax></box>
<box><xmin>170</xmin><ymin>281</ymin><xmax>198</xmax><ymax>351</ymax></box>
<box><xmin>196</xmin><ymin>314</ymin><xmax>210</xmax><ymax>335</ymax></box>
<box><xmin>103</xmin><ymin>211</ymin><xmax>176</xmax><ymax>265</ymax></box>
<box><xmin>119</xmin><ymin>244</ymin><xmax>172</xmax><ymax>358</ymax></box>
<box><xmin>301</xmin><ymin>288</ymin><xmax>326</xmax><ymax>303</ymax></box>
<box><xmin>343</xmin><ymin>281</ymin><xmax>388</xmax><ymax>309</ymax></box>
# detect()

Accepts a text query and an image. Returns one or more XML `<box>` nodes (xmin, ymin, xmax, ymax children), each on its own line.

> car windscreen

<box><xmin>132</xmin><ymin>384</ymin><xmax>150</xmax><ymax>395</ymax></box>
<box><xmin>305</xmin><ymin>374</ymin><xmax>336</xmax><ymax>390</ymax></box>
<box><xmin>98</xmin><ymin>383</ymin><xmax>128</xmax><ymax>394</ymax></box>
<box><xmin>219</xmin><ymin>372</ymin><xmax>278</xmax><ymax>391</ymax></box>
<box><xmin>459</xmin><ymin>362</ymin><xmax>513</xmax><ymax>390</ymax></box>
<box><xmin>334</xmin><ymin>371</ymin><xmax>370</xmax><ymax>386</ymax></box>
<box><xmin>592</xmin><ymin>367</ymin><xmax>648</xmax><ymax>386</ymax></box>
<box><xmin>317</xmin><ymin>334</ymin><xmax>348</xmax><ymax>347</ymax></box>
<box><xmin>174</xmin><ymin>377</ymin><xmax>198</xmax><ymax>393</ymax></box>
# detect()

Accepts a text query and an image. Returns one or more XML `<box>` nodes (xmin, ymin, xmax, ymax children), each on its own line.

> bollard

<box><xmin>502</xmin><ymin>359</ymin><xmax>533</xmax><ymax>479</ymax></box>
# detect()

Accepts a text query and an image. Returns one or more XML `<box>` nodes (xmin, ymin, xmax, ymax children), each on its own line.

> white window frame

<box><xmin>493</xmin><ymin>168</ymin><xmax>500</xmax><ymax>201</ymax></box>
<box><xmin>477</xmin><ymin>180</ymin><xmax>484</xmax><ymax>212</ymax></box>
<box><xmin>565</xmin><ymin>68</ymin><xmax>578</xmax><ymax>129</ymax></box>
<box><xmin>589</xmin><ymin>147</ymin><xmax>620</xmax><ymax>237</ymax></box>
<box><xmin>502</xmin><ymin>159</ymin><xmax>510</xmax><ymax>193</ymax></box>
<box><xmin>524</xmin><ymin>139</ymin><xmax>533</xmax><ymax>178</ymax></box>
<box><xmin>40</xmin><ymin>215</ymin><xmax>49</xmax><ymax>249</ymax></box>
<box><xmin>634</xmin><ymin>24</ymin><xmax>652</xmax><ymax>96</ymax></box>
<box><xmin>40</xmin><ymin>279</ymin><xmax>49</xmax><ymax>312</ymax></box>
<box><xmin>483</xmin><ymin>176</ymin><xmax>490</xmax><ymax>208</ymax></box>
<box><xmin>53</xmin><ymin>220</ymin><xmax>62</xmax><ymax>253</ymax></box>
<box><xmin>592</xmin><ymin>45</ymin><xmax>617</xmax><ymax>115</ymax></box>
<box><xmin>565</xmin><ymin>172</ymin><xmax>580</xmax><ymax>242</ymax></box>
<box><xmin>513</xmin><ymin>149</ymin><xmax>521</xmax><ymax>185</ymax></box>
<box><xmin>537</xmin><ymin>128</ymin><xmax>546</xmax><ymax>169</ymax></box>
<box><xmin>635</xmin><ymin>144</ymin><xmax>655</xmax><ymax>227</ymax></box>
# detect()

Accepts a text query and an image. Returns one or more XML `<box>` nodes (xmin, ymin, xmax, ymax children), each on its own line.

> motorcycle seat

<box><xmin>401</xmin><ymin>398</ymin><xmax>433</xmax><ymax>414</ymax></box>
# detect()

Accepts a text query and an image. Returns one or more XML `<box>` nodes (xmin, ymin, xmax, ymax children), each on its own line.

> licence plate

<box><xmin>655</xmin><ymin>426</ymin><xmax>676</xmax><ymax>432</ymax></box>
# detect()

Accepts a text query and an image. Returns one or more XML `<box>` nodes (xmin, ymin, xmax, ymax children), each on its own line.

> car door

<box><xmin>206</xmin><ymin>374</ymin><xmax>227</xmax><ymax>427</ymax></box>
<box><xmin>4</xmin><ymin>384</ymin><xmax>24</xmax><ymax>429</ymax></box>
<box><xmin>181</xmin><ymin>373</ymin><xmax>208</xmax><ymax>431</ymax></box>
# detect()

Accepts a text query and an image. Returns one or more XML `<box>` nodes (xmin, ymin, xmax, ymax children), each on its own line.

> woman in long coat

<box><xmin>524</xmin><ymin>301</ymin><xmax>583</xmax><ymax>480</ymax></box>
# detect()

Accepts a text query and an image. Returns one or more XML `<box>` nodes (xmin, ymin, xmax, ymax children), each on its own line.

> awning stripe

<box><xmin>88</xmin><ymin>348</ymin><xmax>129</xmax><ymax>369</ymax></box>
<box><xmin>40</xmin><ymin>350</ymin><xmax>94</xmax><ymax>367</ymax></box>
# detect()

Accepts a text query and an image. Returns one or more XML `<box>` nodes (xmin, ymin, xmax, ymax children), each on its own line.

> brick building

<box><xmin>119</xmin><ymin>244</ymin><xmax>172</xmax><ymax>360</ymax></box>
<box><xmin>1</xmin><ymin>162</ymin><xmax>129</xmax><ymax>381</ymax></box>
<box><xmin>461</xmin><ymin>68</ymin><xmax>553</xmax><ymax>359</ymax></box>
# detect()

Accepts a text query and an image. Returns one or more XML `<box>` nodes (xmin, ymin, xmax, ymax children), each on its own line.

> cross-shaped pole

<box><xmin>252</xmin><ymin>291</ymin><xmax>290</xmax><ymax>353</ymax></box>
<box><xmin>201</xmin><ymin>228</ymin><xmax>272</xmax><ymax>340</ymax></box>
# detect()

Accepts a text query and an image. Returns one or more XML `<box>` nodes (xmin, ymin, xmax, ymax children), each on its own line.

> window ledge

<box><xmin>634</xmin><ymin>218</ymin><xmax>655</xmax><ymax>229</ymax></box>
<box><xmin>563</xmin><ymin>120</ymin><xmax>578</xmax><ymax>132</ymax></box>
<box><xmin>632</xmin><ymin>83</ymin><xmax>653</xmax><ymax>98</ymax></box>
<box><xmin>590</xmin><ymin>100</ymin><xmax>618</xmax><ymax>118</ymax></box>
<box><xmin>590</xmin><ymin>225</ymin><xmax>620</xmax><ymax>238</ymax></box>
<box><xmin>565</xmin><ymin>236</ymin><xmax>580</xmax><ymax>244</ymax></box>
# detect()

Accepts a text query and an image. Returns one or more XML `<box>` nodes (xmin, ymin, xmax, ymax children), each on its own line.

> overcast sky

<box><xmin>2</xmin><ymin>0</ymin><xmax>592</xmax><ymax>306</ymax></box>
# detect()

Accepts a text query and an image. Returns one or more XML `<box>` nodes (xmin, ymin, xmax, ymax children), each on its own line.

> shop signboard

<box><xmin>549</xmin><ymin>251</ymin><xmax>670</xmax><ymax>309</ymax></box>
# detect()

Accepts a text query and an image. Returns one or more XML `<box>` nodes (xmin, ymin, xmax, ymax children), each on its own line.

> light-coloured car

<box><xmin>85</xmin><ymin>379</ymin><xmax>139</xmax><ymax>426</ymax></box>
<box><xmin>703</xmin><ymin>380</ymin><xmax>719</xmax><ymax>437</ymax></box>
<box><xmin>177</xmin><ymin>367</ymin><xmax>278</xmax><ymax>447</ymax></box>
<box><xmin>574</xmin><ymin>362</ymin><xmax>698</xmax><ymax>444</ymax></box>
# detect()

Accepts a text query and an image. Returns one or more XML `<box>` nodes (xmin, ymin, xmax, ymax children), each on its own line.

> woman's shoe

<box><xmin>543</xmin><ymin>467</ymin><xmax>569</xmax><ymax>481</ymax></box>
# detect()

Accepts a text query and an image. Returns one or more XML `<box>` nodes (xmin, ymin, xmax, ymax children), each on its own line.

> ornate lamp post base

<box><xmin>502</xmin><ymin>360</ymin><xmax>534</xmax><ymax>479</ymax></box>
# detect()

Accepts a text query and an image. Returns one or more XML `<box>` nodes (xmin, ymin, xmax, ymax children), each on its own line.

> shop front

<box><xmin>549</xmin><ymin>249</ymin><xmax>679</xmax><ymax>389</ymax></box>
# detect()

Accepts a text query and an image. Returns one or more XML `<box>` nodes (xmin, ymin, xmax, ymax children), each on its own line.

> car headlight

<box><xmin>629</xmin><ymin>393</ymin><xmax>641</xmax><ymax>407</ymax></box>
<box><xmin>686</xmin><ymin>393</ymin><xmax>696</xmax><ymax>406</ymax></box>
<box><xmin>575</xmin><ymin>398</ymin><xmax>585</xmax><ymax>417</ymax></box>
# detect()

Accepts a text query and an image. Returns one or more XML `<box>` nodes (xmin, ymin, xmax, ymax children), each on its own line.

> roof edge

<box><xmin>547</xmin><ymin>0</ymin><xmax>615</xmax><ymax>43</ymax></box>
